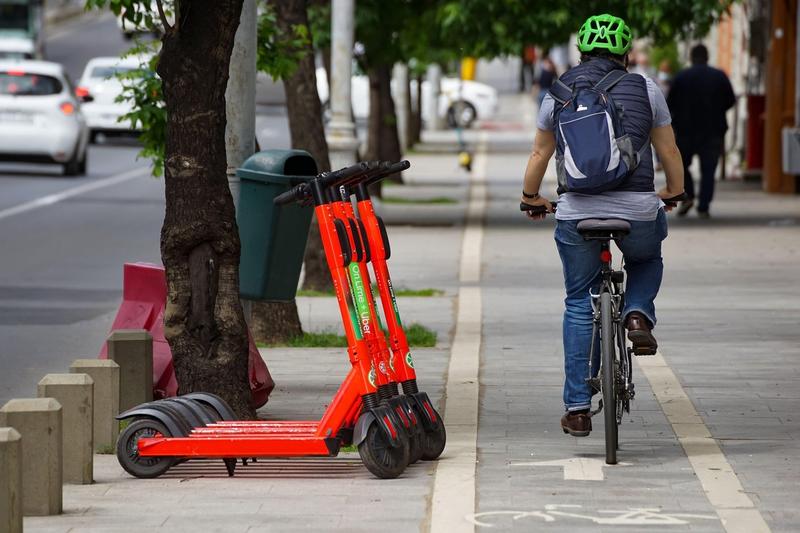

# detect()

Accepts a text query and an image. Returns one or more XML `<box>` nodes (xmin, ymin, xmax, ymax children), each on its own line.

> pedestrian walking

<box><xmin>536</xmin><ymin>56</ymin><xmax>556</xmax><ymax>109</ymax></box>
<box><xmin>520</xmin><ymin>14</ymin><xmax>685</xmax><ymax>437</ymax></box>
<box><xmin>667</xmin><ymin>44</ymin><xmax>736</xmax><ymax>218</ymax></box>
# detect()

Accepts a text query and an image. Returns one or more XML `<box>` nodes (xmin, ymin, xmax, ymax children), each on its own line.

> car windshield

<box><xmin>90</xmin><ymin>65</ymin><xmax>137</xmax><ymax>79</ymax></box>
<box><xmin>0</xmin><ymin>72</ymin><xmax>62</xmax><ymax>96</ymax></box>
<box><xmin>0</xmin><ymin>5</ymin><xmax>30</xmax><ymax>32</ymax></box>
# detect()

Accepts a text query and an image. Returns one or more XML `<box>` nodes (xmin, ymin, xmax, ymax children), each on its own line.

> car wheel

<box><xmin>447</xmin><ymin>100</ymin><xmax>477</xmax><ymax>129</ymax></box>
<box><xmin>78</xmin><ymin>149</ymin><xmax>88</xmax><ymax>175</ymax></box>
<box><xmin>63</xmin><ymin>149</ymin><xmax>81</xmax><ymax>177</ymax></box>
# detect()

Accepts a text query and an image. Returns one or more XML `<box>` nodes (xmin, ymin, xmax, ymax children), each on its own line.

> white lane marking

<box><xmin>467</xmin><ymin>505</ymin><xmax>718</xmax><ymax>528</ymax></box>
<box><xmin>513</xmin><ymin>457</ymin><xmax>628</xmax><ymax>481</ymax></box>
<box><xmin>0</xmin><ymin>166</ymin><xmax>149</xmax><ymax>222</ymax></box>
<box><xmin>428</xmin><ymin>132</ymin><xmax>488</xmax><ymax>533</ymax></box>
<box><xmin>637</xmin><ymin>352</ymin><xmax>771</xmax><ymax>533</ymax></box>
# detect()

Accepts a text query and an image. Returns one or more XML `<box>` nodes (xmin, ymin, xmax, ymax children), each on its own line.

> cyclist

<box><xmin>520</xmin><ymin>14</ymin><xmax>684</xmax><ymax>437</ymax></box>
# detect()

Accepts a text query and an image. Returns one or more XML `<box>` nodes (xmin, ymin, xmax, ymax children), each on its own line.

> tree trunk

<box><xmin>411</xmin><ymin>73</ymin><xmax>423</xmax><ymax>145</ymax></box>
<box><xmin>250</xmin><ymin>300</ymin><xmax>303</xmax><ymax>344</ymax></box>
<box><xmin>157</xmin><ymin>0</ymin><xmax>254</xmax><ymax>419</ymax></box>
<box><xmin>403</xmin><ymin>66</ymin><xmax>414</xmax><ymax>150</ymax></box>
<box><xmin>365</xmin><ymin>63</ymin><xmax>403</xmax><ymax>196</ymax></box>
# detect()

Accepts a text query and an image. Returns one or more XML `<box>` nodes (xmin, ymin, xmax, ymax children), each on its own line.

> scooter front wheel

<box><xmin>358</xmin><ymin>422</ymin><xmax>410</xmax><ymax>479</ymax></box>
<box><xmin>117</xmin><ymin>418</ymin><xmax>175</xmax><ymax>479</ymax></box>
<box><xmin>421</xmin><ymin>417</ymin><xmax>447</xmax><ymax>461</ymax></box>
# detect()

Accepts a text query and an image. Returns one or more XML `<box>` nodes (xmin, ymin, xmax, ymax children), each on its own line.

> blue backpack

<box><xmin>549</xmin><ymin>69</ymin><xmax>641</xmax><ymax>194</ymax></box>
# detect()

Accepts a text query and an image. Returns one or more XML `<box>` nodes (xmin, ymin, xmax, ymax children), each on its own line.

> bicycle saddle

<box><xmin>576</xmin><ymin>219</ymin><xmax>631</xmax><ymax>239</ymax></box>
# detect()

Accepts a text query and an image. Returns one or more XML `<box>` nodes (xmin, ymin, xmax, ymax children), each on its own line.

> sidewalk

<box><xmin>25</xmin><ymin>94</ymin><xmax>799</xmax><ymax>532</ymax></box>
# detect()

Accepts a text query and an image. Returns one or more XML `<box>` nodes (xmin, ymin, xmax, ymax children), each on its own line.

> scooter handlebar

<box><xmin>363</xmin><ymin>160</ymin><xmax>410</xmax><ymax>187</ymax></box>
<box><xmin>274</xmin><ymin>162</ymin><xmax>378</xmax><ymax>206</ymax></box>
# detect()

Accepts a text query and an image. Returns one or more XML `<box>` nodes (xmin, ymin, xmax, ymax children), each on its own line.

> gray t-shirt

<box><xmin>537</xmin><ymin>75</ymin><xmax>672</xmax><ymax>222</ymax></box>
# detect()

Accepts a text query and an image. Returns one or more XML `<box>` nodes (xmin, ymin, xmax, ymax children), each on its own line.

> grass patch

<box><xmin>382</xmin><ymin>196</ymin><xmax>457</xmax><ymax>205</ymax></box>
<box><xmin>394</xmin><ymin>287</ymin><xmax>444</xmax><ymax>297</ymax></box>
<box><xmin>96</xmin><ymin>444</ymin><xmax>115</xmax><ymax>455</ymax></box>
<box><xmin>296</xmin><ymin>288</ymin><xmax>335</xmax><ymax>297</ymax></box>
<box><xmin>340</xmin><ymin>444</ymin><xmax>358</xmax><ymax>453</ymax></box>
<box><xmin>404</xmin><ymin>323</ymin><xmax>437</xmax><ymax>347</ymax></box>
<box><xmin>259</xmin><ymin>323</ymin><xmax>437</xmax><ymax>348</ymax></box>
<box><xmin>297</xmin><ymin>286</ymin><xmax>444</xmax><ymax>298</ymax></box>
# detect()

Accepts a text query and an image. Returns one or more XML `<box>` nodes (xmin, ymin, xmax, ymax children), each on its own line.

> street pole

<box><xmin>796</xmin><ymin>1</ymin><xmax>800</xmax><ymax>128</ymax></box>
<box><xmin>327</xmin><ymin>0</ymin><xmax>360</xmax><ymax>169</ymax></box>
<box><xmin>225</xmin><ymin>0</ymin><xmax>256</xmax><ymax>322</ymax></box>
<box><xmin>225</xmin><ymin>0</ymin><xmax>257</xmax><ymax>211</ymax></box>
<box><xmin>393</xmin><ymin>63</ymin><xmax>409</xmax><ymax>152</ymax></box>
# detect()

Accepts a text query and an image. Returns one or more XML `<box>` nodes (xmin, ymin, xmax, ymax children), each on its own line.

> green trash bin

<box><xmin>237</xmin><ymin>149</ymin><xmax>318</xmax><ymax>301</ymax></box>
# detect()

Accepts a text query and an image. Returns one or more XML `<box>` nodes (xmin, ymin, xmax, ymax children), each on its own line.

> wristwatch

<box><xmin>522</xmin><ymin>190</ymin><xmax>539</xmax><ymax>199</ymax></box>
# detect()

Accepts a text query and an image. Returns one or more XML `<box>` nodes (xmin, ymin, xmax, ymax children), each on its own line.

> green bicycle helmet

<box><xmin>577</xmin><ymin>14</ymin><xmax>632</xmax><ymax>56</ymax></box>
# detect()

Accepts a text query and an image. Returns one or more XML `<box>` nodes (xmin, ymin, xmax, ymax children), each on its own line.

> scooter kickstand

<box><xmin>224</xmin><ymin>458</ymin><xmax>237</xmax><ymax>477</ymax></box>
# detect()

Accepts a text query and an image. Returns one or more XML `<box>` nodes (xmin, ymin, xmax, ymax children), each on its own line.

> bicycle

<box><xmin>520</xmin><ymin>193</ymin><xmax>685</xmax><ymax>464</ymax></box>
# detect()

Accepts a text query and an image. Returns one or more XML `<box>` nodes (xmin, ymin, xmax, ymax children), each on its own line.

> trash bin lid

<box><xmin>237</xmin><ymin>149</ymin><xmax>318</xmax><ymax>185</ymax></box>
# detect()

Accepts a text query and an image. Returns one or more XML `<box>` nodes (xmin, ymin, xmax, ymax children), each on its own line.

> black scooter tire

<box><xmin>358</xmin><ymin>422</ymin><xmax>410</xmax><ymax>479</ymax></box>
<box><xmin>420</xmin><ymin>417</ymin><xmax>447</xmax><ymax>461</ymax></box>
<box><xmin>117</xmin><ymin>418</ymin><xmax>175</xmax><ymax>479</ymax></box>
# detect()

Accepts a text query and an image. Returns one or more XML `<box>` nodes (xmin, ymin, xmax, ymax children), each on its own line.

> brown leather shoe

<box><xmin>626</xmin><ymin>312</ymin><xmax>657</xmax><ymax>355</ymax></box>
<box><xmin>561</xmin><ymin>411</ymin><xmax>592</xmax><ymax>437</ymax></box>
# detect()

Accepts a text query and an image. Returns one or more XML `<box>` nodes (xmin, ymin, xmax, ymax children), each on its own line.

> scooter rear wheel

<box><xmin>421</xmin><ymin>418</ymin><xmax>447</xmax><ymax>461</ymax></box>
<box><xmin>408</xmin><ymin>428</ymin><xmax>425</xmax><ymax>464</ymax></box>
<box><xmin>358</xmin><ymin>422</ymin><xmax>410</xmax><ymax>479</ymax></box>
<box><xmin>117</xmin><ymin>418</ymin><xmax>175</xmax><ymax>478</ymax></box>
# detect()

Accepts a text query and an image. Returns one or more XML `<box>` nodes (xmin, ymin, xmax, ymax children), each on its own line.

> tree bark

<box><xmin>365</xmin><ymin>63</ymin><xmax>403</xmax><ymax>196</ymax></box>
<box><xmin>157</xmin><ymin>0</ymin><xmax>254</xmax><ymax>419</ymax></box>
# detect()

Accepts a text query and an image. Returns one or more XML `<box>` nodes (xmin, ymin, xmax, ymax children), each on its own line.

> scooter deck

<box><xmin>137</xmin><ymin>434</ymin><xmax>340</xmax><ymax>458</ymax></box>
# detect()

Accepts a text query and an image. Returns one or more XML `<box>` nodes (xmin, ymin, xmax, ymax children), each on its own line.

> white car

<box><xmin>0</xmin><ymin>60</ymin><xmax>89</xmax><ymax>175</ymax></box>
<box><xmin>316</xmin><ymin>68</ymin><xmax>498</xmax><ymax>129</ymax></box>
<box><xmin>0</xmin><ymin>36</ymin><xmax>35</xmax><ymax>60</ymax></box>
<box><xmin>77</xmin><ymin>56</ymin><xmax>144</xmax><ymax>141</ymax></box>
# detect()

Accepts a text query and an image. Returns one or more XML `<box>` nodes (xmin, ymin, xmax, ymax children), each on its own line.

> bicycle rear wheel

<box><xmin>600</xmin><ymin>292</ymin><xmax>618</xmax><ymax>464</ymax></box>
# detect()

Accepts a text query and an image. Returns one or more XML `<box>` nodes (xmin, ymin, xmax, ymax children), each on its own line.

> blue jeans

<box><xmin>554</xmin><ymin>210</ymin><xmax>668</xmax><ymax>411</ymax></box>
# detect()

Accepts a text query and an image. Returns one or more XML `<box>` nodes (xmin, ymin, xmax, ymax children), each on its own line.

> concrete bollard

<box><xmin>106</xmin><ymin>329</ymin><xmax>153</xmax><ymax>411</ymax></box>
<box><xmin>70</xmin><ymin>359</ymin><xmax>120</xmax><ymax>451</ymax></box>
<box><xmin>37</xmin><ymin>374</ymin><xmax>94</xmax><ymax>484</ymax></box>
<box><xmin>0</xmin><ymin>427</ymin><xmax>23</xmax><ymax>533</ymax></box>
<box><xmin>0</xmin><ymin>398</ymin><xmax>62</xmax><ymax>516</ymax></box>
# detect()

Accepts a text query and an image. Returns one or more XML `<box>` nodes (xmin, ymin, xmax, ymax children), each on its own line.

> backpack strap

<box><xmin>548</xmin><ymin>79</ymin><xmax>572</xmax><ymax>105</ymax></box>
<box><xmin>593</xmin><ymin>69</ymin><xmax>629</xmax><ymax>93</ymax></box>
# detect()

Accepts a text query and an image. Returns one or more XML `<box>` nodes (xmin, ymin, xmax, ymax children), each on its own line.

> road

<box><xmin>0</xmin><ymin>11</ymin><xmax>289</xmax><ymax>403</ymax></box>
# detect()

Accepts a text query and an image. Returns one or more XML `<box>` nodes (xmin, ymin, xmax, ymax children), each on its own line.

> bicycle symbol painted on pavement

<box><xmin>466</xmin><ymin>505</ymin><xmax>719</xmax><ymax>528</ymax></box>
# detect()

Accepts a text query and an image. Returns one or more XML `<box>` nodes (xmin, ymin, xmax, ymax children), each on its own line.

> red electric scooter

<box><xmin>116</xmin><ymin>163</ymin><xmax>414</xmax><ymax>479</ymax></box>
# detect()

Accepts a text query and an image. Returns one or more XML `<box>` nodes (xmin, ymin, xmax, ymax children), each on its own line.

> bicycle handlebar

<box><xmin>662</xmin><ymin>192</ymin><xmax>688</xmax><ymax>207</ymax></box>
<box><xmin>519</xmin><ymin>201</ymin><xmax>558</xmax><ymax>215</ymax></box>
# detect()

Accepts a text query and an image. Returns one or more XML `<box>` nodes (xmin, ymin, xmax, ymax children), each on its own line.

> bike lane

<box><xmin>471</xmin><ymin>96</ymin><xmax>728</xmax><ymax>532</ymax></box>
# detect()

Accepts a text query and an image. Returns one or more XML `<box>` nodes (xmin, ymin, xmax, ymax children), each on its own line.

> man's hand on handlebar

<box><xmin>520</xmin><ymin>194</ymin><xmax>553</xmax><ymax>220</ymax></box>
<box><xmin>657</xmin><ymin>187</ymin><xmax>687</xmax><ymax>212</ymax></box>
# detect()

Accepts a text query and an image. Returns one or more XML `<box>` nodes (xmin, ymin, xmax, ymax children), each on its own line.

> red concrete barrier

<box><xmin>99</xmin><ymin>263</ymin><xmax>273</xmax><ymax>408</ymax></box>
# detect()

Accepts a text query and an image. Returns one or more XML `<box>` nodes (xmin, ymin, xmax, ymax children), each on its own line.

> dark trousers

<box><xmin>676</xmin><ymin>136</ymin><xmax>724</xmax><ymax>213</ymax></box>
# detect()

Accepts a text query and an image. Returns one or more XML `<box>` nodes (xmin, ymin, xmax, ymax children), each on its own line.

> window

<box><xmin>0</xmin><ymin>72</ymin><xmax>62</xmax><ymax>96</ymax></box>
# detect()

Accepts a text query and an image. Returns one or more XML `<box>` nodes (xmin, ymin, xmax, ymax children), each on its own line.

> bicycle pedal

<box><xmin>633</xmin><ymin>347</ymin><xmax>657</xmax><ymax>356</ymax></box>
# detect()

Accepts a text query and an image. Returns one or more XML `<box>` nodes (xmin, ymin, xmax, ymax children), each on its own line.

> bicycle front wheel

<box><xmin>600</xmin><ymin>291</ymin><xmax>618</xmax><ymax>465</ymax></box>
